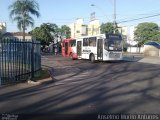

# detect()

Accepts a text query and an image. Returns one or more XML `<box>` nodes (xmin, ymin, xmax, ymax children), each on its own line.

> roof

<box><xmin>144</xmin><ymin>41</ymin><xmax>160</xmax><ymax>49</ymax></box>
<box><xmin>2</xmin><ymin>32</ymin><xmax>31</xmax><ymax>37</ymax></box>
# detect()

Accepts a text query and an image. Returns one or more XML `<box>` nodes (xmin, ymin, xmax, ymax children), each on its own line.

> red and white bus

<box><xmin>61</xmin><ymin>38</ymin><xmax>77</xmax><ymax>59</ymax></box>
<box><xmin>62</xmin><ymin>34</ymin><xmax>123</xmax><ymax>62</ymax></box>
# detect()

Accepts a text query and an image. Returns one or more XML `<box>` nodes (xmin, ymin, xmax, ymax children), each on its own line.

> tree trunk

<box><xmin>23</xmin><ymin>23</ymin><xmax>25</xmax><ymax>41</ymax></box>
<box><xmin>22</xmin><ymin>14</ymin><xmax>25</xmax><ymax>41</ymax></box>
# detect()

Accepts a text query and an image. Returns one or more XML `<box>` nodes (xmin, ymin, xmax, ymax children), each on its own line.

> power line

<box><xmin>118</xmin><ymin>13</ymin><xmax>160</xmax><ymax>23</ymax></box>
<box><xmin>4</xmin><ymin>13</ymin><xmax>160</xmax><ymax>26</ymax></box>
<box><xmin>117</xmin><ymin>11</ymin><xmax>160</xmax><ymax>22</ymax></box>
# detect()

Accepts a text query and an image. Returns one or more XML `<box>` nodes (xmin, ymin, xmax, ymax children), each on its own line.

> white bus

<box><xmin>75</xmin><ymin>34</ymin><xmax>123</xmax><ymax>62</ymax></box>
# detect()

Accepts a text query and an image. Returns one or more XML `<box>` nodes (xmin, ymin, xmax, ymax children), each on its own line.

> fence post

<box><xmin>31</xmin><ymin>39</ymin><xmax>34</xmax><ymax>78</ymax></box>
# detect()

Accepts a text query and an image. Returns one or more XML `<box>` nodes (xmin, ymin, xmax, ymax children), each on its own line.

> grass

<box><xmin>31</xmin><ymin>69</ymin><xmax>50</xmax><ymax>81</ymax></box>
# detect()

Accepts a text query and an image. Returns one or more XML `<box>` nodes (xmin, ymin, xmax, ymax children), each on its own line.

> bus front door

<box><xmin>65</xmin><ymin>42</ymin><xmax>68</xmax><ymax>56</ymax></box>
<box><xmin>97</xmin><ymin>39</ymin><xmax>103</xmax><ymax>60</ymax></box>
<box><xmin>77</xmin><ymin>41</ymin><xmax>82</xmax><ymax>57</ymax></box>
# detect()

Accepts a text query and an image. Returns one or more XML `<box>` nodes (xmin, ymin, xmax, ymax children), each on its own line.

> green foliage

<box><xmin>59</xmin><ymin>25</ymin><xmax>71</xmax><ymax>39</ymax></box>
<box><xmin>153</xmin><ymin>32</ymin><xmax>160</xmax><ymax>42</ymax></box>
<box><xmin>31</xmin><ymin>69</ymin><xmax>50</xmax><ymax>81</ymax></box>
<box><xmin>8</xmin><ymin>0</ymin><xmax>40</xmax><ymax>40</ymax></box>
<box><xmin>31</xmin><ymin>23</ymin><xmax>58</xmax><ymax>45</ymax></box>
<box><xmin>31</xmin><ymin>23</ymin><xmax>71</xmax><ymax>45</ymax></box>
<box><xmin>100</xmin><ymin>22</ymin><xmax>119</xmax><ymax>34</ymax></box>
<box><xmin>134</xmin><ymin>22</ymin><xmax>160</xmax><ymax>45</ymax></box>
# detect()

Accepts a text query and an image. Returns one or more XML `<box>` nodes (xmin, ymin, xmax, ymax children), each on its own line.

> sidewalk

<box><xmin>123</xmin><ymin>54</ymin><xmax>160</xmax><ymax>65</ymax></box>
<box><xmin>138</xmin><ymin>56</ymin><xmax>160</xmax><ymax>65</ymax></box>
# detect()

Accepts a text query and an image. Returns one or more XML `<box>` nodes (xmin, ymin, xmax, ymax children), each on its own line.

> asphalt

<box><xmin>0</xmin><ymin>54</ymin><xmax>160</xmax><ymax>120</ymax></box>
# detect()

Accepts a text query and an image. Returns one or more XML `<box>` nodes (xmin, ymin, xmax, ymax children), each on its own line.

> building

<box><xmin>88</xmin><ymin>19</ymin><xmax>100</xmax><ymax>36</ymax></box>
<box><xmin>69</xmin><ymin>18</ymin><xmax>100</xmax><ymax>38</ymax></box>
<box><xmin>118</xmin><ymin>25</ymin><xmax>136</xmax><ymax>40</ymax></box>
<box><xmin>69</xmin><ymin>18</ymin><xmax>87</xmax><ymax>38</ymax></box>
<box><xmin>0</xmin><ymin>22</ymin><xmax>6</xmax><ymax>34</ymax></box>
<box><xmin>129</xmin><ymin>26</ymin><xmax>135</xmax><ymax>41</ymax></box>
<box><xmin>118</xmin><ymin>25</ymin><xmax>137</xmax><ymax>46</ymax></box>
<box><xmin>2</xmin><ymin>32</ymin><xmax>35</xmax><ymax>41</ymax></box>
<box><xmin>144</xmin><ymin>41</ymin><xmax>160</xmax><ymax>57</ymax></box>
<box><xmin>119</xmin><ymin>26</ymin><xmax>128</xmax><ymax>36</ymax></box>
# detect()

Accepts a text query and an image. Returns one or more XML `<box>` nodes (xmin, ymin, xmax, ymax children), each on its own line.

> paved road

<box><xmin>123</xmin><ymin>53</ymin><xmax>160</xmax><ymax>65</ymax></box>
<box><xmin>0</xmin><ymin>55</ymin><xmax>160</xmax><ymax>119</ymax></box>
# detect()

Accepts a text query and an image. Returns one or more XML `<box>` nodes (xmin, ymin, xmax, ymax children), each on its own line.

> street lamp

<box><xmin>91</xmin><ymin>2</ymin><xmax>117</xmax><ymax>33</ymax></box>
<box><xmin>90</xmin><ymin>4</ymin><xmax>109</xmax><ymax>21</ymax></box>
<box><xmin>91</xmin><ymin>4</ymin><xmax>95</xmax><ymax>7</ymax></box>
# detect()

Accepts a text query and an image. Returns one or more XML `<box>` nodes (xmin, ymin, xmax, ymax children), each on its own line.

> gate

<box><xmin>0</xmin><ymin>38</ymin><xmax>41</xmax><ymax>85</ymax></box>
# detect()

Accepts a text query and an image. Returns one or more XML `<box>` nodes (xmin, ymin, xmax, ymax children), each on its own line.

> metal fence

<box><xmin>0</xmin><ymin>38</ymin><xmax>41</xmax><ymax>85</ymax></box>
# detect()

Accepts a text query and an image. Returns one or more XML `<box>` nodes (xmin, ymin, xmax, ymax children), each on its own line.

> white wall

<box><xmin>144</xmin><ymin>45</ymin><xmax>160</xmax><ymax>57</ymax></box>
<box><xmin>127</xmin><ymin>47</ymin><xmax>144</xmax><ymax>53</ymax></box>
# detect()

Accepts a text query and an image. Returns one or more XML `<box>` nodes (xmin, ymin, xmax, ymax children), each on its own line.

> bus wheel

<box><xmin>90</xmin><ymin>54</ymin><xmax>95</xmax><ymax>63</ymax></box>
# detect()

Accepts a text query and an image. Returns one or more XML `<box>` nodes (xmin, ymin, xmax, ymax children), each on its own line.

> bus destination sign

<box><xmin>105</xmin><ymin>34</ymin><xmax>122</xmax><ymax>40</ymax></box>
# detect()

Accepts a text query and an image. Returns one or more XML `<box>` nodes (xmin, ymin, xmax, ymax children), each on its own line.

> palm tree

<box><xmin>9</xmin><ymin>0</ymin><xmax>40</xmax><ymax>41</ymax></box>
<box><xmin>0</xmin><ymin>24</ymin><xmax>5</xmax><ymax>39</ymax></box>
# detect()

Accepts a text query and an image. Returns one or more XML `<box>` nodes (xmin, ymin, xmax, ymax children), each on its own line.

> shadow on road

<box><xmin>0</xmin><ymin>56</ymin><xmax>160</xmax><ymax>120</ymax></box>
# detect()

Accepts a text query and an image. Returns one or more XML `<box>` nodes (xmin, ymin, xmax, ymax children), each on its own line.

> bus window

<box><xmin>83</xmin><ymin>38</ymin><xmax>89</xmax><ymax>46</ymax></box>
<box><xmin>104</xmin><ymin>39</ymin><xmax>122</xmax><ymax>51</ymax></box>
<box><xmin>89</xmin><ymin>37</ymin><xmax>96</xmax><ymax>47</ymax></box>
<box><xmin>70</xmin><ymin>40</ymin><xmax>76</xmax><ymax>47</ymax></box>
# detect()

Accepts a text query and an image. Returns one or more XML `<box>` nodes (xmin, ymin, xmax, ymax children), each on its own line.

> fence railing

<box><xmin>0</xmin><ymin>38</ymin><xmax>41</xmax><ymax>85</ymax></box>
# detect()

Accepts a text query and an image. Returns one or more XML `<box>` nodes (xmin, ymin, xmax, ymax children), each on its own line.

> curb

<box><xmin>27</xmin><ymin>77</ymin><xmax>55</xmax><ymax>85</ymax></box>
<box><xmin>27</xmin><ymin>80</ymin><xmax>41</xmax><ymax>85</ymax></box>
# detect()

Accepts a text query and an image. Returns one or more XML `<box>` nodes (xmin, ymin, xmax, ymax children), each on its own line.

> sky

<box><xmin>0</xmin><ymin>0</ymin><xmax>160</xmax><ymax>32</ymax></box>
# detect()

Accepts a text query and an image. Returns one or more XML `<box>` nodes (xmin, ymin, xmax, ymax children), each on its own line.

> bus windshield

<box><xmin>104</xmin><ymin>39</ymin><xmax>123</xmax><ymax>51</ymax></box>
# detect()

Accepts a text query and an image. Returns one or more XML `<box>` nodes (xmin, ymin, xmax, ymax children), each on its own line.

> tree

<box><xmin>134</xmin><ymin>22</ymin><xmax>160</xmax><ymax>45</ymax></box>
<box><xmin>100</xmin><ymin>22</ymin><xmax>119</xmax><ymax>34</ymax></box>
<box><xmin>153</xmin><ymin>33</ymin><xmax>160</xmax><ymax>42</ymax></box>
<box><xmin>59</xmin><ymin>25</ymin><xmax>71</xmax><ymax>39</ymax></box>
<box><xmin>30</xmin><ymin>23</ymin><xmax>59</xmax><ymax>45</ymax></box>
<box><xmin>9</xmin><ymin>0</ymin><xmax>40</xmax><ymax>41</ymax></box>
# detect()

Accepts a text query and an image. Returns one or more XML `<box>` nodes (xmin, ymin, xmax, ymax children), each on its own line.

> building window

<box><xmin>76</xmin><ymin>30</ymin><xmax>80</xmax><ymax>33</ymax></box>
<box><xmin>88</xmin><ymin>28</ymin><xmax>91</xmax><ymax>31</ymax></box>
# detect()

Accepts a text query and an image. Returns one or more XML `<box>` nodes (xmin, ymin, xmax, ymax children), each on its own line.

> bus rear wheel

<box><xmin>90</xmin><ymin>54</ymin><xmax>95</xmax><ymax>63</ymax></box>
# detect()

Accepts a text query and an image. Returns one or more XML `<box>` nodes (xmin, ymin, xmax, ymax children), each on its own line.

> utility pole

<box><xmin>113</xmin><ymin>0</ymin><xmax>116</xmax><ymax>33</ymax></box>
